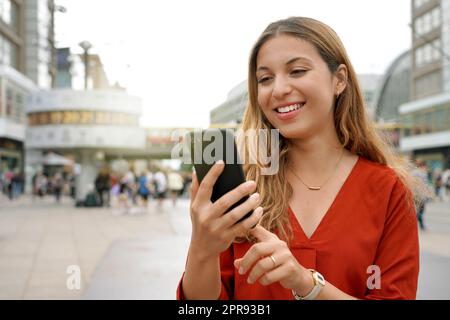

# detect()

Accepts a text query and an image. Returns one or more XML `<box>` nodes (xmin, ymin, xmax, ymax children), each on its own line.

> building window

<box><xmin>401</xmin><ymin>103</ymin><xmax>450</xmax><ymax>137</ymax></box>
<box><xmin>414</xmin><ymin>6</ymin><xmax>441</xmax><ymax>37</ymax></box>
<box><xmin>0</xmin><ymin>0</ymin><xmax>19</xmax><ymax>31</ymax></box>
<box><xmin>414</xmin><ymin>0</ymin><xmax>432</xmax><ymax>9</ymax></box>
<box><xmin>0</xmin><ymin>34</ymin><xmax>19</xmax><ymax>70</ymax></box>
<box><xmin>415</xmin><ymin>39</ymin><xmax>441</xmax><ymax>68</ymax></box>
<box><xmin>415</xmin><ymin>70</ymin><xmax>441</xmax><ymax>98</ymax></box>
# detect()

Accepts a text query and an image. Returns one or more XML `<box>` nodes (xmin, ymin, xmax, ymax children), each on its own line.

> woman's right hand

<box><xmin>189</xmin><ymin>160</ymin><xmax>263</xmax><ymax>261</ymax></box>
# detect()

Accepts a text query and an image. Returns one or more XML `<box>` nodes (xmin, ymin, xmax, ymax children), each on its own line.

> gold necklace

<box><xmin>289</xmin><ymin>148</ymin><xmax>345</xmax><ymax>191</ymax></box>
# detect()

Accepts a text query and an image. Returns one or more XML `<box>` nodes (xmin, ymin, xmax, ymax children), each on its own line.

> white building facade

<box><xmin>26</xmin><ymin>89</ymin><xmax>146</xmax><ymax>200</ymax></box>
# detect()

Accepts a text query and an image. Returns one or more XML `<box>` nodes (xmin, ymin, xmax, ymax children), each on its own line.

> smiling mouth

<box><xmin>275</xmin><ymin>103</ymin><xmax>305</xmax><ymax>114</ymax></box>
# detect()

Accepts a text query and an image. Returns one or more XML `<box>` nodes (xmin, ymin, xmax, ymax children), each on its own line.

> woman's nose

<box><xmin>272</xmin><ymin>76</ymin><xmax>293</xmax><ymax>99</ymax></box>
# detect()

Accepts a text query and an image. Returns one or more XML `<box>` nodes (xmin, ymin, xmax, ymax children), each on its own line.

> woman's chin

<box><xmin>278</xmin><ymin>126</ymin><xmax>309</xmax><ymax>140</ymax></box>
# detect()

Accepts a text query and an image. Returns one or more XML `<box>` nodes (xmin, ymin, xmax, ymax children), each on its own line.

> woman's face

<box><xmin>256</xmin><ymin>34</ymin><xmax>345</xmax><ymax>140</ymax></box>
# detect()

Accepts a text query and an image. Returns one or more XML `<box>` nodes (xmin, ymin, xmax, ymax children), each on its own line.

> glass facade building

<box><xmin>372</xmin><ymin>51</ymin><xmax>412</xmax><ymax>122</ymax></box>
<box><xmin>399</xmin><ymin>0</ymin><xmax>450</xmax><ymax>169</ymax></box>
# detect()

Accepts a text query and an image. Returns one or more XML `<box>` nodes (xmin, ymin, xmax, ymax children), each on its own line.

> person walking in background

<box><xmin>433</xmin><ymin>169</ymin><xmax>443</xmax><ymax>201</ymax></box>
<box><xmin>412</xmin><ymin>160</ymin><xmax>430</xmax><ymax>231</ymax></box>
<box><xmin>443</xmin><ymin>168</ymin><xmax>450</xmax><ymax>202</ymax></box>
<box><xmin>67</xmin><ymin>172</ymin><xmax>76</xmax><ymax>199</ymax></box>
<box><xmin>119</xmin><ymin>174</ymin><xmax>131</xmax><ymax>214</ymax></box>
<box><xmin>95</xmin><ymin>167</ymin><xmax>111</xmax><ymax>207</ymax></box>
<box><xmin>168</xmin><ymin>170</ymin><xmax>184</xmax><ymax>207</ymax></box>
<box><xmin>34</xmin><ymin>170</ymin><xmax>47</xmax><ymax>200</ymax></box>
<box><xmin>52</xmin><ymin>172</ymin><xmax>64</xmax><ymax>203</ymax></box>
<box><xmin>11</xmin><ymin>169</ymin><xmax>24</xmax><ymax>200</ymax></box>
<box><xmin>137</xmin><ymin>171</ymin><xmax>152</xmax><ymax>213</ymax></box>
<box><xmin>123</xmin><ymin>168</ymin><xmax>137</xmax><ymax>205</ymax></box>
<box><xmin>5</xmin><ymin>169</ymin><xmax>14</xmax><ymax>200</ymax></box>
<box><xmin>153</xmin><ymin>168</ymin><xmax>167</xmax><ymax>210</ymax></box>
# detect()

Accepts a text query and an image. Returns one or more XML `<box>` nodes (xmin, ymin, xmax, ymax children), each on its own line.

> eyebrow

<box><xmin>257</xmin><ymin>56</ymin><xmax>313</xmax><ymax>72</ymax></box>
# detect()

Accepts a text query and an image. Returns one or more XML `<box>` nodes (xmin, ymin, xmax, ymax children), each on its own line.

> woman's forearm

<box><xmin>315</xmin><ymin>281</ymin><xmax>358</xmax><ymax>300</ymax></box>
<box><xmin>181</xmin><ymin>246</ymin><xmax>222</xmax><ymax>300</ymax></box>
<box><xmin>294</xmin><ymin>270</ymin><xmax>357</xmax><ymax>300</ymax></box>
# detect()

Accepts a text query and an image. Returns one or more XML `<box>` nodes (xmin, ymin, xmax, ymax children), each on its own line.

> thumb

<box><xmin>249</xmin><ymin>225</ymin><xmax>278</xmax><ymax>242</ymax></box>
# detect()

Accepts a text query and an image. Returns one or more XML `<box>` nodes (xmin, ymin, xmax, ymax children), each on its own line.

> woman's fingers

<box><xmin>195</xmin><ymin>161</ymin><xmax>225</xmax><ymax>203</ymax></box>
<box><xmin>247</xmin><ymin>253</ymin><xmax>286</xmax><ymax>284</ymax></box>
<box><xmin>210</xmin><ymin>180</ymin><xmax>256</xmax><ymax>218</ymax></box>
<box><xmin>250</xmin><ymin>225</ymin><xmax>279</xmax><ymax>242</ymax></box>
<box><xmin>235</xmin><ymin>241</ymin><xmax>275</xmax><ymax>275</ymax></box>
<box><xmin>228</xmin><ymin>206</ymin><xmax>263</xmax><ymax>236</ymax></box>
<box><xmin>257</xmin><ymin>264</ymin><xmax>290</xmax><ymax>286</ymax></box>
<box><xmin>214</xmin><ymin>189</ymin><xmax>260</xmax><ymax>225</ymax></box>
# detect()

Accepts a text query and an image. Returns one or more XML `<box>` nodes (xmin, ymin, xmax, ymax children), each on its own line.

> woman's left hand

<box><xmin>234</xmin><ymin>225</ymin><xmax>313</xmax><ymax>294</ymax></box>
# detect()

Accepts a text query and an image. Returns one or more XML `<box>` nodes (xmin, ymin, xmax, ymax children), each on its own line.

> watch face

<box><xmin>314</xmin><ymin>272</ymin><xmax>326</xmax><ymax>286</ymax></box>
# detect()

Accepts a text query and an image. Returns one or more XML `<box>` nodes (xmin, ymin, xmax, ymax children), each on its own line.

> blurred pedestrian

<box><xmin>11</xmin><ymin>168</ymin><xmax>23</xmax><ymax>200</ymax></box>
<box><xmin>34</xmin><ymin>171</ymin><xmax>47</xmax><ymax>199</ymax></box>
<box><xmin>153</xmin><ymin>168</ymin><xmax>167</xmax><ymax>210</ymax></box>
<box><xmin>123</xmin><ymin>168</ymin><xmax>136</xmax><ymax>205</ymax></box>
<box><xmin>95</xmin><ymin>167</ymin><xmax>111</xmax><ymax>207</ymax></box>
<box><xmin>52</xmin><ymin>172</ymin><xmax>64</xmax><ymax>203</ymax></box>
<box><xmin>412</xmin><ymin>160</ymin><xmax>429</xmax><ymax>231</ymax></box>
<box><xmin>5</xmin><ymin>169</ymin><xmax>13</xmax><ymax>200</ymax></box>
<box><xmin>118</xmin><ymin>176</ymin><xmax>131</xmax><ymax>214</ymax></box>
<box><xmin>433</xmin><ymin>169</ymin><xmax>443</xmax><ymax>201</ymax></box>
<box><xmin>137</xmin><ymin>171</ymin><xmax>152</xmax><ymax>213</ymax></box>
<box><xmin>441</xmin><ymin>168</ymin><xmax>450</xmax><ymax>202</ymax></box>
<box><xmin>168</xmin><ymin>170</ymin><xmax>184</xmax><ymax>206</ymax></box>
<box><xmin>66</xmin><ymin>172</ymin><xmax>76</xmax><ymax>199</ymax></box>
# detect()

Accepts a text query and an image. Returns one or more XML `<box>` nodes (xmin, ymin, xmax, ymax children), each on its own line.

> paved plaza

<box><xmin>0</xmin><ymin>194</ymin><xmax>449</xmax><ymax>299</ymax></box>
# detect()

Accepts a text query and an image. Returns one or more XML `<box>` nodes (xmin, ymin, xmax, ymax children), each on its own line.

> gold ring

<box><xmin>269</xmin><ymin>255</ymin><xmax>277</xmax><ymax>268</ymax></box>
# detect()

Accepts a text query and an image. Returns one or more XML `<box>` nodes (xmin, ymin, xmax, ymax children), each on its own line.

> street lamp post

<box><xmin>78</xmin><ymin>41</ymin><xmax>92</xmax><ymax>90</ymax></box>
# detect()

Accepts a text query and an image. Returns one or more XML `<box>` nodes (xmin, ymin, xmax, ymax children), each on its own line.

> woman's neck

<box><xmin>288</xmin><ymin>134</ymin><xmax>345</xmax><ymax>176</ymax></box>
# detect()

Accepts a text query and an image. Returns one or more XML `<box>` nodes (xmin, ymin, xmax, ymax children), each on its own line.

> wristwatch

<box><xmin>292</xmin><ymin>269</ymin><xmax>326</xmax><ymax>300</ymax></box>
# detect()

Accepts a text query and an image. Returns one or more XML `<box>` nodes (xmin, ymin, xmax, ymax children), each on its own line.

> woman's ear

<box><xmin>335</xmin><ymin>64</ymin><xmax>348</xmax><ymax>96</ymax></box>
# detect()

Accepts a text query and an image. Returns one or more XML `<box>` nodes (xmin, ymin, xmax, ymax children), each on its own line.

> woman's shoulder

<box><xmin>353</xmin><ymin>156</ymin><xmax>404</xmax><ymax>195</ymax></box>
<box><xmin>357</xmin><ymin>156</ymin><xmax>398</xmax><ymax>181</ymax></box>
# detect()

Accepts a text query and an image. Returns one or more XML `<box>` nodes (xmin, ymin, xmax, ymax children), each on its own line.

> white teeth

<box><xmin>276</xmin><ymin>103</ymin><xmax>304</xmax><ymax>113</ymax></box>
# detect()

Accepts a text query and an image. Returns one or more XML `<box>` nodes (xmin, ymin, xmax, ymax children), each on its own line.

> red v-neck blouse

<box><xmin>177</xmin><ymin>157</ymin><xmax>420</xmax><ymax>300</ymax></box>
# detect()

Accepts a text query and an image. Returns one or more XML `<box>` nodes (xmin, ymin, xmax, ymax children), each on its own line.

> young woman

<box><xmin>178</xmin><ymin>17</ymin><xmax>423</xmax><ymax>300</ymax></box>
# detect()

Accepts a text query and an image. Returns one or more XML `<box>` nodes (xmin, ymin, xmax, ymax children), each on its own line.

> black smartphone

<box><xmin>187</xmin><ymin>128</ymin><xmax>253</xmax><ymax>223</ymax></box>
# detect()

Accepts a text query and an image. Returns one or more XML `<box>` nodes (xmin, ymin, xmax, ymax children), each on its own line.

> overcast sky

<box><xmin>55</xmin><ymin>0</ymin><xmax>411</xmax><ymax>128</ymax></box>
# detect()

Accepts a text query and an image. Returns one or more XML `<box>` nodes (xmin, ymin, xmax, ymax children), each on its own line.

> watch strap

<box><xmin>292</xmin><ymin>269</ymin><xmax>325</xmax><ymax>300</ymax></box>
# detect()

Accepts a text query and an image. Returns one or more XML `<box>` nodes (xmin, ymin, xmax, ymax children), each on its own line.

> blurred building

<box><xmin>372</xmin><ymin>51</ymin><xmax>412</xmax><ymax>123</ymax></box>
<box><xmin>0</xmin><ymin>0</ymin><xmax>37</xmax><ymax>175</ymax></box>
<box><xmin>25</xmin><ymin>48</ymin><xmax>145</xmax><ymax>201</ymax></box>
<box><xmin>357</xmin><ymin>74</ymin><xmax>382</xmax><ymax>117</ymax></box>
<box><xmin>210</xmin><ymin>80</ymin><xmax>247</xmax><ymax>125</ymax></box>
<box><xmin>397</xmin><ymin>0</ymin><xmax>450</xmax><ymax>170</ymax></box>
<box><xmin>370</xmin><ymin>51</ymin><xmax>412</xmax><ymax>149</ymax></box>
<box><xmin>55</xmin><ymin>47</ymin><xmax>123</xmax><ymax>91</ymax></box>
<box><xmin>25</xmin><ymin>0</ymin><xmax>55</xmax><ymax>89</ymax></box>
<box><xmin>54</xmin><ymin>47</ymin><xmax>71</xmax><ymax>88</ymax></box>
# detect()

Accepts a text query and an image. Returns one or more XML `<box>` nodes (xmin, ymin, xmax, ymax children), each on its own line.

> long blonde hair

<box><xmin>241</xmin><ymin>17</ymin><xmax>426</xmax><ymax>242</ymax></box>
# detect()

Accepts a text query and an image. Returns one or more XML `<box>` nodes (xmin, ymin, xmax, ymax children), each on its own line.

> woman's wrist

<box><xmin>188</xmin><ymin>242</ymin><xmax>219</xmax><ymax>264</ymax></box>
<box><xmin>294</xmin><ymin>268</ymin><xmax>315</xmax><ymax>297</ymax></box>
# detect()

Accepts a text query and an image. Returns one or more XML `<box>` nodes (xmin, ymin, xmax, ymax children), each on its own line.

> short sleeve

<box><xmin>176</xmin><ymin>245</ymin><xmax>235</xmax><ymax>300</ymax></box>
<box><xmin>365</xmin><ymin>178</ymin><xmax>420</xmax><ymax>300</ymax></box>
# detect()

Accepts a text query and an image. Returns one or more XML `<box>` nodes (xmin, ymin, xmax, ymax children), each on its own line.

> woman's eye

<box><xmin>291</xmin><ymin>69</ymin><xmax>307</xmax><ymax>76</ymax></box>
<box><xmin>257</xmin><ymin>77</ymin><xmax>272</xmax><ymax>84</ymax></box>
